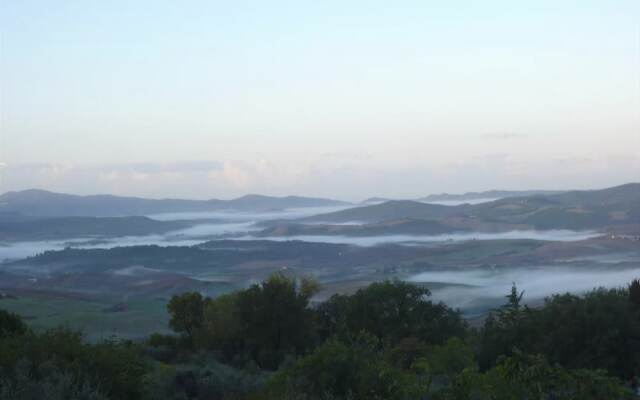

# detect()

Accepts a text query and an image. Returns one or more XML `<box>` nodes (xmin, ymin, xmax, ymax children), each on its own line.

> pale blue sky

<box><xmin>1</xmin><ymin>1</ymin><xmax>638</xmax><ymax>200</ymax></box>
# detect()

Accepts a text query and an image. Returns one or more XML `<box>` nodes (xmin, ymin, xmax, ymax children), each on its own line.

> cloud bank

<box><xmin>0</xmin><ymin>153</ymin><xmax>638</xmax><ymax>200</ymax></box>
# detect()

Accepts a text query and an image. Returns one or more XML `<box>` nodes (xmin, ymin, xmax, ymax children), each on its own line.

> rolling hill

<box><xmin>297</xmin><ymin>183</ymin><xmax>640</xmax><ymax>231</ymax></box>
<box><xmin>0</xmin><ymin>214</ymin><xmax>194</xmax><ymax>241</ymax></box>
<box><xmin>300</xmin><ymin>200</ymin><xmax>467</xmax><ymax>223</ymax></box>
<box><xmin>257</xmin><ymin>218</ymin><xmax>467</xmax><ymax>237</ymax></box>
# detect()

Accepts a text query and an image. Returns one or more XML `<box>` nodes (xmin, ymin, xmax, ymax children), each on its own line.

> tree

<box><xmin>0</xmin><ymin>309</ymin><xmax>27</xmax><ymax>339</ymax></box>
<box><xmin>268</xmin><ymin>333</ymin><xmax>428</xmax><ymax>400</ymax></box>
<box><xmin>426</xmin><ymin>337</ymin><xmax>476</xmax><ymax>382</ymax></box>
<box><xmin>629</xmin><ymin>279</ymin><xmax>640</xmax><ymax>308</ymax></box>
<box><xmin>235</xmin><ymin>273</ymin><xmax>319</xmax><ymax>369</ymax></box>
<box><xmin>497</xmin><ymin>283</ymin><xmax>525</xmax><ymax>325</ymax></box>
<box><xmin>316</xmin><ymin>280</ymin><xmax>467</xmax><ymax>345</ymax></box>
<box><xmin>167</xmin><ymin>292</ymin><xmax>205</xmax><ymax>343</ymax></box>
<box><xmin>479</xmin><ymin>285</ymin><xmax>640</xmax><ymax>378</ymax></box>
<box><xmin>478</xmin><ymin>283</ymin><xmax>534</xmax><ymax>370</ymax></box>
<box><xmin>201</xmin><ymin>292</ymin><xmax>242</xmax><ymax>360</ymax></box>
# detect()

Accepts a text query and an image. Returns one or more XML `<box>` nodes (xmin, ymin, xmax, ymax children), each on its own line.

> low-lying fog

<box><xmin>0</xmin><ymin>204</ymin><xmax>605</xmax><ymax>262</ymax></box>
<box><xmin>147</xmin><ymin>205</ymin><xmax>354</xmax><ymax>222</ymax></box>
<box><xmin>408</xmin><ymin>266</ymin><xmax>640</xmax><ymax>317</ymax></box>
<box><xmin>0</xmin><ymin>227</ymin><xmax>602</xmax><ymax>262</ymax></box>
<box><xmin>245</xmin><ymin>230</ymin><xmax>601</xmax><ymax>246</ymax></box>
<box><xmin>0</xmin><ymin>206</ymin><xmax>350</xmax><ymax>261</ymax></box>
<box><xmin>420</xmin><ymin>198</ymin><xmax>499</xmax><ymax>206</ymax></box>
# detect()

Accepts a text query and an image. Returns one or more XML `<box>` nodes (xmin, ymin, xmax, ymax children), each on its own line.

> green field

<box><xmin>0</xmin><ymin>297</ymin><xmax>171</xmax><ymax>341</ymax></box>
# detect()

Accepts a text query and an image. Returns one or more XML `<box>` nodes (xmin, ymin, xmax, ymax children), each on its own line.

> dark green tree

<box><xmin>235</xmin><ymin>273</ymin><xmax>318</xmax><ymax>369</ymax></box>
<box><xmin>200</xmin><ymin>292</ymin><xmax>243</xmax><ymax>360</ymax></box>
<box><xmin>166</xmin><ymin>292</ymin><xmax>206</xmax><ymax>343</ymax></box>
<box><xmin>479</xmin><ymin>285</ymin><xmax>640</xmax><ymax>378</ymax></box>
<box><xmin>629</xmin><ymin>278</ymin><xmax>640</xmax><ymax>308</ymax></box>
<box><xmin>316</xmin><ymin>280</ymin><xmax>466</xmax><ymax>345</ymax></box>
<box><xmin>0</xmin><ymin>309</ymin><xmax>27</xmax><ymax>339</ymax></box>
<box><xmin>268</xmin><ymin>333</ymin><xmax>428</xmax><ymax>400</ymax></box>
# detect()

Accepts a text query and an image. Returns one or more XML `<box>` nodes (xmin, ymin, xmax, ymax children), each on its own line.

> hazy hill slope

<box><xmin>0</xmin><ymin>189</ymin><xmax>349</xmax><ymax>217</ymax></box>
<box><xmin>298</xmin><ymin>183</ymin><xmax>640</xmax><ymax>230</ymax></box>
<box><xmin>225</xmin><ymin>194</ymin><xmax>349</xmax><ymax>210</ymax></box>
<box><xmin>466</xmin><ymin>183</ymin><xmax>640</xmax><ymax>229</ymax></box>
<box><xmin>0</xmin><ymin>190</ymin><xmax>211</xmax><ymax>217</ymax></box>
<box><xmin>301</xmin><ymin>200</ymin><xmax>467</xmax><ymax>223</ymax></box>
<box><xmin>547</xmin><ymin>183</ymin><xmax>640</xmax><ymax>207</ymax></box>
<box><xmin>0</xmin><ymin>215</ymin><xmax>193</xmax><ymax>241</ymax></box>
<box><xmin>258</xmin><ymin>218</ymin><xmax>466</xmax><ymax>237</ymax></box>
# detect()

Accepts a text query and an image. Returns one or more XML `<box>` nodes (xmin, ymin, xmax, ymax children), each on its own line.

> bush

<box><xmin>0</xmin><ymin>327</ymin><xmax>149</xmax><ymax>400</ymax></box>
<box><xmin>0</xmin><ymin>359</ymin><xmax>109</xmax><ymax>400</ymax></box>
<box><xmin>268</xmin><ymin>333</ymin><xmax>428</xmax><ymax>400</ymax></box>
<box><xmin>443</xmin><ymin>351</ymin><xmax>632</xmax><ymax>400</ymax></box>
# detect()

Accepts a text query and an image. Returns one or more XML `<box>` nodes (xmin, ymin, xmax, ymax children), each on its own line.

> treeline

<box><xmin>1</xmin><ymin>277</ymin><xmax>640</xmax><ymax>399</ymax></box>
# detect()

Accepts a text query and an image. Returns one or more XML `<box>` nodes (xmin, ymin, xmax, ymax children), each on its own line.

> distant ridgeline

<box><xmin>0</xmin><ymin>189</ymin><xmax>350</xmax><ymax>217</ymax></box>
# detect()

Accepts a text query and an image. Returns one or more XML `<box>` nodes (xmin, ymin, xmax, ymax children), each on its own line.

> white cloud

<box><xmin>0</xmin><ymin>154</ymin><xmax>638</xmax><ymax>201</ymax></box>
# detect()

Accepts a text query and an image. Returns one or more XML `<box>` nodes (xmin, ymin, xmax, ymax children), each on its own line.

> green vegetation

<box><xmin>315</xmin><ymin>281</ymin><xmax>466</xmax><ymax>344</ymax></box>
<box><xmin>0</xmin><ymin>324</ymin><xmax>148</xmax><ymax>400</ymax></box>
<box><xmin>478</xmin><ymin>284</ymin><xmax>640</xmax><ymax>378</ymax></box>
<box><xmin>0</xmin><ymin>297</ymin><xmax>170</xmax><ymax>341</ymax></box>
<box><xmin>1</xmin><ymin>276</ymin><xmax>639</xmax><ymax>399</ymax></box>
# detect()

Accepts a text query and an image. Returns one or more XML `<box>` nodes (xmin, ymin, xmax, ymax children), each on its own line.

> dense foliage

<box><xmin>1</xmin><ymin>275</ymin><xmax>639</xmax><ymax>399</ymax></box>
<box><xmin>478</xmin><ymin>285</ymin><xmax>640</xmax><ymax>378</ymax></box>
<box><xmin>315</xmin><ymin>281</ymin><xmax>467</xmax><ymax>345</ymax></box>
<box><xmin>0</xmin><ymin>327</ymin><xmax>148</xmax><ymax>400</ymax></box>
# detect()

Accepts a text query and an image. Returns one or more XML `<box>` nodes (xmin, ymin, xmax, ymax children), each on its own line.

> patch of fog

<box><xmin>70</xmin><ymin>235</ymin><xmax>204</xmax><ymax>249</ymax></box>
<box><xmin>0</xmin><ymin>229</ymin><xmax>601</xmax><ymax>262</ymax></box>
<box><xmin>408</xmin><ymin>266</ymin><xmax>640</xmax><ymax>316</ymax></box>
<box><xmin>246</xmin><ymin>230</ymin><xmax>601</xmax><ymax>247</ymax></box>
<box><xmin>112</xmin><ymin>266</ymin><xmax>165</xmax><ymax>276</ymax></box>
<box><xmin>0</xmin><ymin>262</ymin><xmax>57</xmax><ymax>276</ymax></box>
<box><xmin>0</xmin><ymin>235</ymin><xmax>205</xmax><ymax>262</ymax></box>
<box><xmin>169</xmin><ymin>221</ymin><xmax>260</xmax><ymax>236</ymax></box>
<box><xmin>420</xmin><ymin>198</ymin><xmax>500</xmax><ymax>206</ymax></box>
<box><xmin>190</xmin><ymin>275</ymin><xmax>232</xmax><ymax>283</ymax></box>
<box><xmin>147</xmin><ymin>205</ymin><xmax>356</xmax><ymax>222</ymax></box>
<box><xmin>303</xmin><ymin>221</ymin><xmax>366</xmax><ymax>226</ymax></box>
<box><xmin>0</xmin><ymin>240</ymin><xmax>76</xmax><ymax>262</ymax></box>
<box><xmin>558</xmin><ymin>253</ymin><xmax>640</xmax><ymax>264</ymax></box>
<box><xmin>0</xmin><ymin>222</ymin><xmax>260</xmax><ymax>261</ymax></box>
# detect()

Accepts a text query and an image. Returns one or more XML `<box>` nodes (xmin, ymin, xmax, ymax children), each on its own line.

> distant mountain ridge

<box><xmin>0</xmin><ymin>189</ymin><xmax>351</xmax><ymax>217</ymax></box>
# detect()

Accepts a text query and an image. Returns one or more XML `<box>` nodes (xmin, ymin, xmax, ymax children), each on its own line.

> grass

<box><xmin>0</xmin><ymin>297</ymin><xmax>171</xmax><ymax>341</ymax></box>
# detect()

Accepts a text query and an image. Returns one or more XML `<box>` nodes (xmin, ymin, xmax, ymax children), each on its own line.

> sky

<box><xmin>1</xmin><ymin>1</ymin><xmax>638</xmax><ymax>201</ymax></box>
